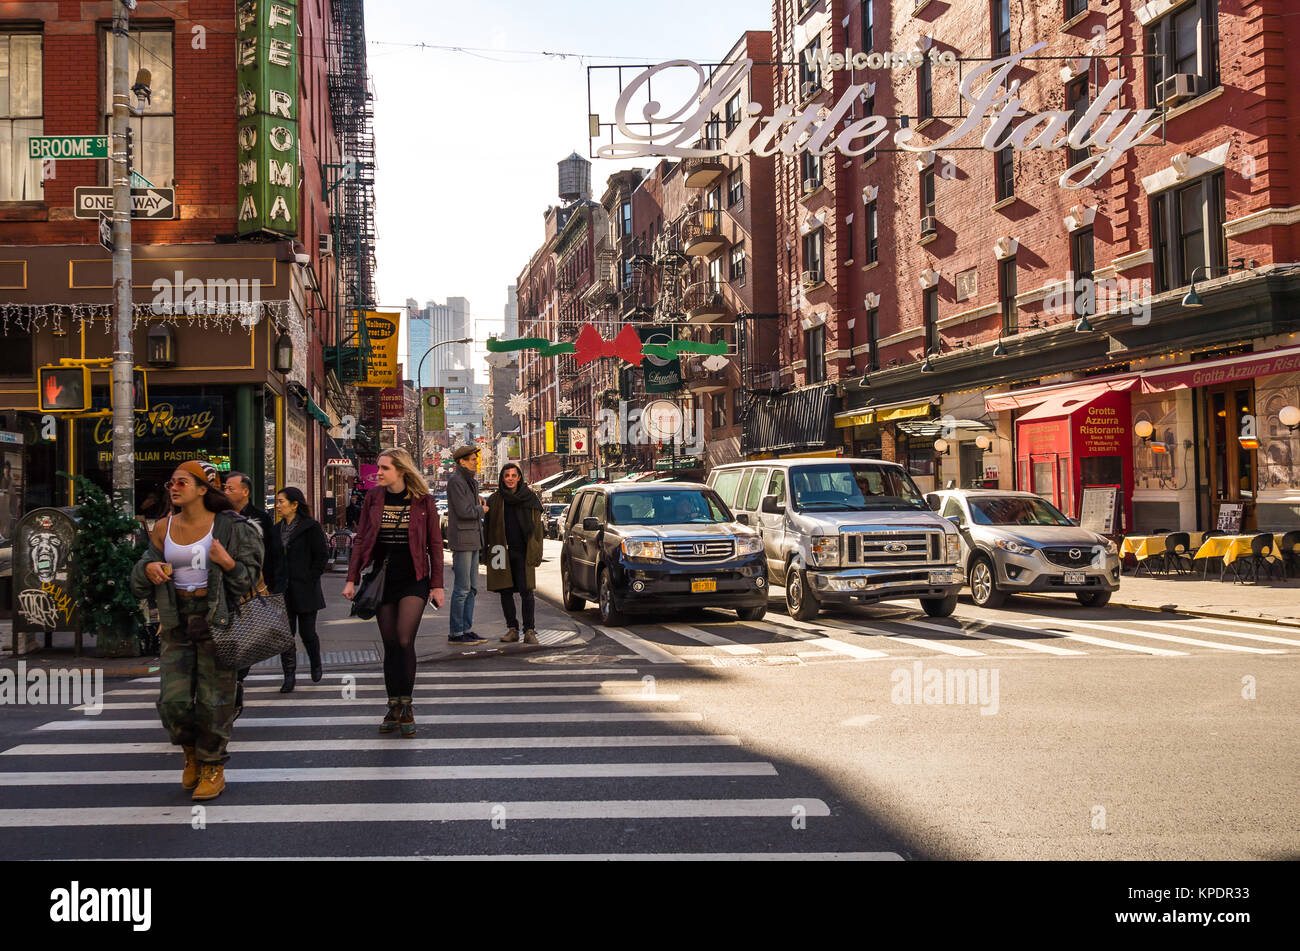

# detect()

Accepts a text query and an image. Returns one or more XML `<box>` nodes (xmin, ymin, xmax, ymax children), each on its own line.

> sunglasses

<box><xmin>164</xmin><ymin>479</ymin><xmax>197</xmax><ymax>489</ymax></box>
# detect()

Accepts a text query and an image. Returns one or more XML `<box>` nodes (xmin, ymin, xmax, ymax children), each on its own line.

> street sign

<box><xmin>97</xmin><ymin>213</ymin><xmax>113</xmax><ymax>254</ymax></box>
<box><xmin>75</xmin><ymin>186</ymin><xmax>177</xmax><ymax>220</ymax></box>
<box><xmin>28</xmin><ymin>135</ymin><xmax>108</xmax><ymax>160</ymax></box>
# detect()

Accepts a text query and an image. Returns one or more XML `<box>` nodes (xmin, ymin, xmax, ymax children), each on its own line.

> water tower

<box><xmin>558</xmin><ymin>152</ymin><xmax>591</xmax><ymax>204</ymax></box>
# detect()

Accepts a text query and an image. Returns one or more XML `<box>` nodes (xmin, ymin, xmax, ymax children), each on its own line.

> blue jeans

<box><xmin>449</xmin><ymin>549</ymin><xmax>479</xmax><ymax>635</ymax></box>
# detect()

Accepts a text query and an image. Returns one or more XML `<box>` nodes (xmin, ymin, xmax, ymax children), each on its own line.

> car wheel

<box><xmin>597</xmin><ymin>567</ymin><xmax>625</xmax><ymax>627</ymax></box>
<box><xmin>1076</xmin><ymin>590</ymin><xmax>1112</xmax><ymax>608</ymax></box>
<box><xmin>785</xmin><ymin>563</ymin><xmax>820</xmax><ymax>621</ymax></box>
<box><xmin>921</xmin><ymin>593</ymin><xmax>959</xmax><ymax>618</ymax></box>
<box><xmin>736</xmin><ymin>604</ymin><xmax>767</xmax><ymax>622</ymax></box>
<box><xmin>968</xmin><ymin>555</ymin><xmax>1007</xmax><ymax>609</ymax></box>
<box><xmin>561</xmin><ymin>558</ymin><xmax>585</xmax><ymax>612</ymax></box>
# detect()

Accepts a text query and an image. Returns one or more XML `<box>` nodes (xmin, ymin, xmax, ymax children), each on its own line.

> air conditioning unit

<box><xmin>800</xmin><ymin>80</ymin><xmax>818</xmax><ymax>100</ymax></box>
<box><xmin>1156</xmin><ymin>73</ymin><xmax>1198</xmax><ymax>108</ymax></box>
<box><xmin>920</xmin><ymin>216</ymin><xmax>937</xmax><ymax>237</ymax></box>
<box><xmin>317</xmin><ymin>233</ymin><xmax>333</xmax><ymax>255</ymax></box>
<box><xmin>802</xmin><ymin>177</ymin><xmax>820</xmax><ymax>194</ymax></box>
<box><xmin>801</xmin><ymin>269</ymin><xmax>824</xmax><ymax>286</ymax></box>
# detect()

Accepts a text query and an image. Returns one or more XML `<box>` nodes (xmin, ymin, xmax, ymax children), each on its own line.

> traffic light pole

<box><xmin>109</xmin><ymin>0</ymin><xmax>135</xmax><ymax>510</ymax></box>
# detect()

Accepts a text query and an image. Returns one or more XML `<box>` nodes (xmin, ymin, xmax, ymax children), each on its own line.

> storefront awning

<box><xmin>895</xmin><ymin>418</ymin><xmax>993</xmax><ymax>438</ymax></box>
<box><xmin>856</xmin><ymin>396</ymin><xmax>939</xmax><ymax>423</ymax></box>
<box><xmin>531</xmin><ymin>469</ymin><xmax>574</xmax><ymax>492</ymax></box>
<box><xmin>305</xmin><ymin>397</ymin><xmax>330</xmax><ymax>427</ymax></box>
<box><xmin>542</xmin><ymin>474</ymin><xmax>587</xmax><ymax>497</ymax></box>
<box><xmin>1139</xmin><ymin>344</ymin><xmax>1300</xmax><ymax>393</ymax></box>
<box><xmin>985</xmin><ymin>376</ymin><xmax>1140</xmax><ymax>412</ymax></box>
<box><xmin>834</xmin><ymin>410</ymin><xmax>874</xmax><ymax>428</ymax></box>
<box><xmin>1016</xmin><ymin>383</ymin><xmax>1118</xmax><ymax>423</ymax></box>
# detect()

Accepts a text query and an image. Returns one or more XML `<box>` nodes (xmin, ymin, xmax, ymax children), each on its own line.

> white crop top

<box><xmin>164</xmin><ymin>516</ymin><xmax>214</xmax><ymax>591</ymax></box>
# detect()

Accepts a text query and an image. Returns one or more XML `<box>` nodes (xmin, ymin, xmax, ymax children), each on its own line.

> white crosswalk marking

<box><xmin>38</xmin><ymin>712</ymin><xmax>706</xmax><ymax>730</ymax></box>
<box><xmin>1032</xmin><ymin>626</ymin><xmax>1187</xmax><ymax>656</ymax></box>
<box><xmin>1064</xmin><ymin>620</ymin><xmax>1285</xmax><ymax>654</ymax></box>
<box><xmin>1186</xmin><ymin>617</ymin><xmax>1300</xmax><ymax>636</ymax></box>
<box><xmin>108</xmin><ymin>681</ymin><xmax>649</xmax><ymax>696</ymax></box>
<box><xmin>83</xmin><ymin>694</ymin><xmax>681</xmax><ymax>711</ymax></box>
<box><xmin>659</xmin><ymin>624</ymin><xmax>762</xmax><ymax>654</ymax></box>
<box><xmin>594</xmin><ymin>626</ymin><xmax>687</xmax><ymax>663</ymax></box>
<box><xmin>811</xmin><ymin>617</ymin><xmax>985</xmax><ymax>656</ymax></box>
<box><xmin>887</xmin><ymin>618</ymin><xmax>1087</xmax><ymax>655</ymax></box>
<box><xmin>1125</xmin><ymin>619</ymin><xmax>1300</xmax><ymax>648</ymax></box>
<box><xmin>748</xmin><ymin>619</ymin><xmax>888</xmax><ymax>658</ymax></box>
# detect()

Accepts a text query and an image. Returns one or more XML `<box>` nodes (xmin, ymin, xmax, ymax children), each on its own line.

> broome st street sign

<box><xmin>28</xmin><ymin>135</ymin><xmax>108</xmax><ymax>160</ymax></box>
<box><xmin>589</xmin><ymin>43</ymin><xmax>1159</xmax><ymax>189</ymax></box>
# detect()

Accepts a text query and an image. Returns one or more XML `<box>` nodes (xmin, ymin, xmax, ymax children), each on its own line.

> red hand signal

<box><xmin>45</xmin><ymin>374</ymin><xmax>64</xmax><ymax>406</ymax></box>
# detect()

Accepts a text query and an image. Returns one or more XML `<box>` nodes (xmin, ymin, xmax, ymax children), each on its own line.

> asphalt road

<box><xmin>0</xmin><ymin>537</ymin><xmax>1295</xmax><ymax>860</ymax></box>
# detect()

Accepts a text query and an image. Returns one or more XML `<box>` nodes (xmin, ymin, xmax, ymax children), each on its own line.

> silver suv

<box><xmin>708</xmin><ymin>458</ymin><xmax>963</xmax><ymax>619</ymax></box>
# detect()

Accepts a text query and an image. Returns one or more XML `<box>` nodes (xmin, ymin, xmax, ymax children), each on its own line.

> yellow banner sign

<box><xmin>358</xmin><ymin>311</ymin><xmax>400</xmax><ymax>388</ymax></box>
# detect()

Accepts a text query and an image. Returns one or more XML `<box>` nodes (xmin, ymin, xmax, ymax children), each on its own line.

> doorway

<box><xmin>1204</xmin><ymin>384</ymin><xmax>1257</xmax><ymax>530</ymax></box>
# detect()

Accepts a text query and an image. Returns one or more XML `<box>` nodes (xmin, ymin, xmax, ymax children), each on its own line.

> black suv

<box><xmin>560</xmin><ymin>482</ymin><xmax>768</xmax><ymax>626</ymax></box>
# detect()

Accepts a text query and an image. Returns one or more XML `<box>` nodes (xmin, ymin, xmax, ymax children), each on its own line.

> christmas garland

<box><xmin>487</xmin><ymin>322</ymin><xmax>728</xmax><ymax>366</ymax></box>
<box><xmin>0</xmin><ymin>300</ymin><xmax>297</xmax><ymax>335</ymax></box>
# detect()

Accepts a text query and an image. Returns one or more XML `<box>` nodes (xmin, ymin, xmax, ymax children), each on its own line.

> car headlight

<box><xmin>1102</xmin><ymin>538</ymin><xmax>1118</xmax><ymax>555</ymax></box>
<box><xmin>994</xmin><ymin>538</ymin><xmax>1036</xmax><ymax>555</ymax></box>
<box><xmin>621</xmin><ymin>538</ymin><xmax>663</xmax><ymax>561</ymax></box>
<box><xmin>945</xmin><ymin>533</ymin><xmax>960</xmax><ymax>562</ymax></box>
<box><xmin>736</xmin><ymin>535</ymin><xmax>763</xmax><ymax>556</ymax></box>
<box><xmin>811</xmin><ymin>535</ymin><xmax>841</xmax><ymax>567</ymax></box>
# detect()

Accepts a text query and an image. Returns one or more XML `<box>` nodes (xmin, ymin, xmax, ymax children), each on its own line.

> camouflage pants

<box><xmin>156</xmin><ymin>599</ymin><xmax>237</xmax><ymax>765</ymax></box>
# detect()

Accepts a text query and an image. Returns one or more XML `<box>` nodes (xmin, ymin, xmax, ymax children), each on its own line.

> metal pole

<box><xmin>109</xmin><ymin>0</ymin><xmax>135</xmax><ymax>511</ymax></box>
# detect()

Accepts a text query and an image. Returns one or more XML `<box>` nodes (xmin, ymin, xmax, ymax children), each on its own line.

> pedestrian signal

<box><xmin>38</xmin><ymin>365</ymin><xmax>90</xmax><ymax>412</ymax></box>
<box><xmin>133</xmin><ymin>368</ymin><xmax>149</xmax><ymax>411</ymax></box>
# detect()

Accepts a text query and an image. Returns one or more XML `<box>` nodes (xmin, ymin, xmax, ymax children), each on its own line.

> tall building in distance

<box><xmin>504</xmin><ymin>284</ymin><xmax>518</xmax><ymax>338</ymax></box>
<box><xmin>406</xmin><ymin>296</ymin><xmax>472</xmax><ymax>386</ymax></box>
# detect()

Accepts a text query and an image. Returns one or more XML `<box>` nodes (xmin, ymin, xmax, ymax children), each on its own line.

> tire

<box><xmin>560</xmin><ymin>559</ymin><xmax>585</xmax><ymax>612</ymax></box>
<box><xmin>921</xmin><ymin>593</ymin><xmax>959</xmax><ymax>618</ymax></box>
<box><xmin>784</xmin><ymin>563</ymin><xmax>820</xmax><ymax>621</ymax></box>
<box><xmin>968</xmin><ymin>555</ymin><xmax>1007</xmax><ymax>609</ymax></box>
<box><xmin>1076</xmin><ymin>589</ymin><xmax>1112</xmax><ymax>608</ymax></box>
<box><xmin>597</xmin><ymin>567</ymin><xmax>626</xmax><ymax>627</ymax></box>
<box><xmin>736</xmin><ymin>604</ymin><xmax>767</xmax><ymax>622</ymax></box>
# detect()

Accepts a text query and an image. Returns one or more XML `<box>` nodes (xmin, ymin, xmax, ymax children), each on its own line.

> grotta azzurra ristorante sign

<box><xmin>593</xmin><ymin>44</ymin><xmax>1157</xmax><ymax>189</ymax></box>
<box><xmin>236</xmin><ymin>0</ymin><xmax>299</xmax><ymax>236</ymax></box>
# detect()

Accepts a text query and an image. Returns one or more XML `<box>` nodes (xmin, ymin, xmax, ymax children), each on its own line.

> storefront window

<box><xmin>264</xmin><ymin>386</ymin><xmax>278</xmax><ymax>509</ymax></box>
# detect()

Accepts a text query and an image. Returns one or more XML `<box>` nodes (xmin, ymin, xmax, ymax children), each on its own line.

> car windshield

<box><xmin>608</xmin><ymin>490</ymin><xmax>730</xmax><ymax>525</ymax></box>
<box><xmin>545</xmin><ymin>504</ymin><xmax>567</xmax><ymax>516</ymax></box>
<box><xmin>789</xmin><ymin>464</ymin><xmax>928</xmax><ymax>511</ymax></box>
<box><xmin>968</xmin><ymin>496</ymin><xmax>1073</xmax><ymax>526</ymax></box>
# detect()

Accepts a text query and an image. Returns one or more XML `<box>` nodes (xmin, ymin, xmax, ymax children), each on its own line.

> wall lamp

<box><xmin>1182</xmin><ymin>258</ymin><xmax>1257</xmax><ymax>307</ymax></box>
<box><xmin>1281</xmin><ymin>405</ymin><xmax>1300</xmax><ymax>433</ymax></box>
<box><xmin>933</xmin><ymin>437</ymin><xmax>951</xmax><ymax>455</ymax></box>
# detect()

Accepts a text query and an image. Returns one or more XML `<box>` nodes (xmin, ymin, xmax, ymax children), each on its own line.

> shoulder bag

<box><xmin>209</xmin><ymin>514</ymin><xmax>294</xmax><ymax>670</ymax></box>
<box><xmin>350</xmin><ymin>497</ymin><xmax>410</xmax><ymax>620</ymax></box>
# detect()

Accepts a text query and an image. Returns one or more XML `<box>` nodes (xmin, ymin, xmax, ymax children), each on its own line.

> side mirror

<box><xmin>947</xmin><ymin>515</ymin><xmax>964</xmax><ymax>529</ymax></box>
<box><xmin>582</xmin><ymin>516</ymin><xmax>601</xmax><ymax>532</ymax></box>
<box><xmin>1069</xmin><ymin>517</ymin><xmax>1080</xmax><ymax>526</ymax></box>
<box><xmin>761</xmin><ymin>494</ymin><xmax>785</xmax><ymax>514</ymax></box>
<box><xmin>735</xmin><ymin>512</ymin><xmax>750</xmax><ymax>525</ymax></box>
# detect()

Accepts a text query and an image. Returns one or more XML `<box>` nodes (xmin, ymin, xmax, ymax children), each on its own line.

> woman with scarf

<box><xmin>483</xmin><ymin>463</ymin><xmax>545</xmax><ymax>643</ymax></box>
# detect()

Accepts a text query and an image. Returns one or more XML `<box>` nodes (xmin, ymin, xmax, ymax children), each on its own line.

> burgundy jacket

<box><xmin>347</xmin><ymin>485</ymin><xmax>445</xmax><ymax>588</ymax></box>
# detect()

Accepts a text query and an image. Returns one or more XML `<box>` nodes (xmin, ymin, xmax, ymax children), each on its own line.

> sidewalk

<box><xmin>0</xmin><ymin>552</ymin><xmax>591</xmax><ymax>677</ymax></box>
<box><xmin>1025</xmin><ymin>572</ymin><xmax>1300</xmax><ymax>625</ymax></box>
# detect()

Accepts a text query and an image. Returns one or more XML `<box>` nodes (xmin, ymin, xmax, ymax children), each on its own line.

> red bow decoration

<box><xmin>573</xmin><ymin>323</ymin><xmax>644</xmax><ymax>366</ymax></box>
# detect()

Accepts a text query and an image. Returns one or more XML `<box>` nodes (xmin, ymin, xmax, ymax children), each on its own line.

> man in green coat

<box><xmin>482</xmin><ymin>463</ymin><xmax>545</xmax><ymax>643</ymax></box>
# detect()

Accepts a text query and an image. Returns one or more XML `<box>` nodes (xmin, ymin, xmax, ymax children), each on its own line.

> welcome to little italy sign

<box><xmin>591</xmin><ymin>44</ymin><xmax>1159</xmax><ymax>190</ymax></box>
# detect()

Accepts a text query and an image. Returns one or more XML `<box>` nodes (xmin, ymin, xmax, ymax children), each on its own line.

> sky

<box><xmin>366</xmin><ymin>0</ymin><xmax>772</xmax><ymax>378</ymax></box>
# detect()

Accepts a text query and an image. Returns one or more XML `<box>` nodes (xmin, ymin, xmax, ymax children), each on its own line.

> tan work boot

<box><xmin>192</xmin><ymin>764</ymin><xmax>226</xmax><ymax>800</ymax></box>
<box><xmin>501</xmin><ymin>627</ymin><xmax>520</xmax><ymax>643</ymax></box>
<box><xmin>523</xmin><ymin>629</ymin><xmax>539</xmax><ymax>645</ymax></box>
<box><xmin>181</xmin><ymin>746</ymin><xmax>199</xmax><ymax>790</ymax></box>
<box><xmin>379</xmin><ymin>697</ymin><xmax>400</xmax><ymax>734</ymax></box>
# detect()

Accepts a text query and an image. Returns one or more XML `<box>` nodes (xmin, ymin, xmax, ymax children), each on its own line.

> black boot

<box><xmin>304</xmin><ymin>632</ymin><xmax>323</xmax><ymax>683</ymax></box>
<box><xmin>279</xmin><ymin>648</ymin><xmax>296</xmax><ymax>693</ymax></box>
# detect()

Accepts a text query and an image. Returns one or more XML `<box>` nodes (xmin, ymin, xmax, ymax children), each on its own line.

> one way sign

<box><xmin>73</xmin><ymin>186</ymin><xmax>177</xmax><ymax>220</ymax></box>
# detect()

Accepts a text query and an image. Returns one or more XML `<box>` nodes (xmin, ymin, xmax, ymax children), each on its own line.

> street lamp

<box><xmin>274</xmin><ymin>332</ymin><xmax>294</xmax><ymax>374</ymax></box>
<box><xmin>415</xmin><ymin>337</ymin><xmax>474</xmax><ymax>390</ymax></box>
<box><xmin>1181</xmin><ymin>258</ymin><xmax>1256</xmax><ymax>308</ymax></box>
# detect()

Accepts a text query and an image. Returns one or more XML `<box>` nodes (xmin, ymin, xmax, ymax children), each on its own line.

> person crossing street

<box><xmin>445</xmin><ymin>444</ymin><xmax>488</xmax><ymax>645</ymax></box>
<box><xmin>483</xmin><ymin>463</ymin><xmax>545</xmax><ymax>644</ymax></box>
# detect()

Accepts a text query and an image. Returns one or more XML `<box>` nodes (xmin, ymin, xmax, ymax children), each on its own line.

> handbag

<box><xmin>349</xmin><ymin>555</ymin><xmax>388</xmax><ymax>620</ymax></box>
<box><xmin>212</xmin><ymin>577</ymin><xmax>294</xmax><ymax>671</ymax></box>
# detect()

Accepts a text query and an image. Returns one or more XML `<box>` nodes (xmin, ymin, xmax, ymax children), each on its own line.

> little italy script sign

<box><xmin>595</xmin><ymin>44</ymin><xmax>1159</xmax><ymax>189</ymax></box>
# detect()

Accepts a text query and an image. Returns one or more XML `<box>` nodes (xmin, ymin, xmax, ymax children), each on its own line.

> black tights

<box><xmin>377</xmin><ymin>596</ymin><xmax>426</xmax><ymax>697</ymax></box>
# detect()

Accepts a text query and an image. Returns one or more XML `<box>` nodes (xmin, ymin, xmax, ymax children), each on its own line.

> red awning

<box><xmin>985</xmin><ymin>375</ymin><xmax>1140</xmax><ymax>412</ymax></box>
<box><xmin>1014</xmin><ymin>383</ymin><xmax>1118</xmax><ymax>423</ymax></box>
<box><xmin>1140</xmin><ymin>344</ymin><xmax>1300</xmax><ymax>393</ymax></box>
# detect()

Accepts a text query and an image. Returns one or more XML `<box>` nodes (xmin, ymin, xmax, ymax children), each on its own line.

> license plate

<box><xmin>1064</xmin><ymin>571</ymin><xmax>1086</xmax><ymax>585</ymax></box>
<box><xmin>691</xmin><ymin>579</ymin><xmax>717</xmax><ymax>593</ymax></box>
<box><xmin>929</xmin><ymin>571</ymin><xmax>952</xmax><ymax>585</ymax></box>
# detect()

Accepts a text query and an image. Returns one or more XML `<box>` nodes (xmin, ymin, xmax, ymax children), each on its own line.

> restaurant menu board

<box><xmin>1079</xmin><ymin>485</ymin><xmax>1120</xmax><ymax>536</ymax></box>
<box><xmin>1216</xmin><ymin>503</ymin><xmax>1244</xmax><ymax>533</ymax></box>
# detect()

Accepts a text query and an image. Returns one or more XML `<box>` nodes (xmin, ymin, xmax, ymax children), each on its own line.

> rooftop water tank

<box><xmin>558</xmin><ymin>152</ymin><xmax>591</xmax><ymax>204</ymax></box>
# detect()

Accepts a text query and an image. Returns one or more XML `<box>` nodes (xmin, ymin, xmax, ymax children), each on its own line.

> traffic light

<box><xmin>133</xmin><ymin>368</ymin><xmax>149</xmax><ymax>411</ymax></box>
<box><xmin>38</xmin><ymin>365</ymin><xmax>90</xmax><ymax>412</ymax></box>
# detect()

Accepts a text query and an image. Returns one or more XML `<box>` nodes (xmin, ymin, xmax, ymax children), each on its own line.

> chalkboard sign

<box><xmin>1216</xmin><ymin>503</ymin><xmax>1244</xmax><ymax>533</ymax></box>
<box><xmin>1079</xmin><ymin>485</ymin><xmax>1120</xmax><ymax>536</ymax></box>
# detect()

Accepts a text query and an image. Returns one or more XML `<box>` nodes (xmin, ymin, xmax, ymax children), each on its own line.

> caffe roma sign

<box><xmin>594</xmin><ymin>44</ymin><xmax>1158</xmax><ymax>189</ymax></box>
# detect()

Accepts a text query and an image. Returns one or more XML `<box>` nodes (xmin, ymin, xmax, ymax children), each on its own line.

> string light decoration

<box><xmin>0</xmin><ymin>300</ymin><xmax>297</xmax><ymax>335</ymax></box>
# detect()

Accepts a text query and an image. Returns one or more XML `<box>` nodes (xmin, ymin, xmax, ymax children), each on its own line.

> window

<box><xmin>620</xmin><ymin>257</ymin><xmax>633</xmax><ymax>288</ymax></box>
<box><xmin>725</xmin><ymin>91</ymin><xmax>743</xmax><ymax>135</ymax></box>
<box><xmin>727</xmin><ymin>167</ymin><xmax>743</xmax><ymax>207</ymax></box>
<box><xmin>620</xmin><ymin>201</ymin><xmax>632</xmax><ymax>236</ymax></box>
<box><xmin>729</xmin><ymin>243</ymin><xmax>746</xmax><ymax>282</ymax></box>
<box><xmin>995</xmin><ymin>146</ymin><xmax>1014</xmax><ymax>201</ymax></box>
<box><xmin>800</xmin><ymin>36</ymin><xmax>822</xmax><ymax>95</ymax></box>
<box><xmin>705</xmin><ymin>112</ymin><xmax>722</xmax><ymax>143</ymax></box>
<box><xmin>923</xmin><ymin>287</ymin><xmax>939</xmax><ymax>353</ymax></box>
<box><xmin>1151</xmin><ymin>171</ymin><xmax>1226</xmax><ymax>291</ymax></box>
<box><xmin>1065</xmin><ymin>0</ymin><xmax>1088</xmax><ymax>21</ymax></box>
<box><xmin>712</xmin><ymin>468</ymin><xmax>744</xmax><ymax>507</ymax></box>
<box><xmin>806</xmin><ymin>325</ymin><xmax>826</xmax><ymax>383</ymax></box>
<box><xmin>712</xmin><ymin>393</ymin><xmax>728</xmax><ymax>430</ymax></box>
<box><xmin>1071</xmin><ymin>227</ymin><xmax>1095</xmax><ymax>317</ymax></box>
<box><xmin>999</xmin><ymin>255</ymin><xmax>1018</xmax><ymax>333</ymax></box>
<box><xmin>104</xmin><ymin>28</ymin><xmax>174</xmax><ymax>189</ymax></box>
<box><xmin>992</xmin><ymin>0</ymin><xmax>1011</xmax><ymax>57</ymax></box>
<box><xmin>743</xmin><ymin>469</ymin><xmax>770</xmax><ymax>511</ymax></box>
<box><xmin>865</xmin><ymin>200</ymin><xmax>878</xmax><ymax>263</ymax></box>
<box><xmin>801</xmin><ymin>150</ymin><xmax>822</xmax><ymax>190</ymax></box>
<box><xmin>941</xmin><ymin>496</ymin><xmax>965</xmax><ymax>522</ymax></box>
<box><xmin>845</xmin><ymin>214</ymin><xmax>855</xmax><ymax>262</ymax></box>
<box><xmin>1146</xmin><ymin>0</ymin><xmax>1219</xmax><ymax>107</ymax></box>
<box><xmin>1065</xmin><ymin>78</ymin><xmax>1089</xmax><ymax>169</ymax></box>
<box><xmin>862</xmin><ymin>0</ymin><xmax>874</xmax><ymax>52</ymax></box>
<box><xmin>918</xmin><ymin>56</ymin><xmax>933</xmax><ymax>121</ymax></box>
<box><xmin>765</xmin><ymin>470</ymin><xmax>787</xmax><ymax>505</ymax></box>
<box><xmin>802</xmin><ymin>227</ymin><xmax>824</xmax><ymax>280</ymax></box>
<box><xmin>733</xmin><ymin>387</ymin><xmax>744</xmax><ymax>425</ymax></box>
<box><xmin>707</xmin><ymin>183</ymin><xmax>722</xmax><ymax>210</ymax></box>
<box><xmin>866</xmin><ymin>307</ymin><xmax>880</xmax><ymax>371</ymax></box>
<box><xmin>0</xmin><ymin>327</ymin><xmax>32</xmax><ymax>375</ymax></box>
<box><xmin>862</xmin><ymin>93</ymin><xmax>877</xmax><ymax>162</ymax></box>
<box><xmin>0</xmin><ymin>32</ymin><xmax>43</xmax><ymax>201</ymax></box>
<box><xmin>921</xmin><ymin>167</ymin><xmax>935</xmax><ymax>220</ymax></box>
<box><xmin>589</xmin><ymin>493</ymin><xmax>607</xmax><ymax>524</ymax></box>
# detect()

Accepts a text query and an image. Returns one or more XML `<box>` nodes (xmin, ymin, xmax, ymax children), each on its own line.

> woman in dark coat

<box><xmin>273</xmin><ymin>486</ymin><xmax>328</xmax><ymax>692</ymax></box>
<box><xmin>483</xmin><ymin>463</ymin><xmax>545</xmax><ymax>644</ymax></box>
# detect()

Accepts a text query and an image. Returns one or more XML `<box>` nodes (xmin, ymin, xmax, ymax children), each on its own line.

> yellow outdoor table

<box><xmin>1121</xmin><ymin>532</ymin><xmax>1205</xmax><ymax>573</ymax></box>
<box><xmin>1193</xmin><ymin>534</ymin><xmax>1289</xmax><ymax>576</ymax></box>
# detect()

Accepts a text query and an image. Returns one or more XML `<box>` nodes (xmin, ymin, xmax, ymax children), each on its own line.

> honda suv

<box><xmin>559</xmin><ymin>482</ymin><xmax>768</xmax><ymax>627</ymax></box>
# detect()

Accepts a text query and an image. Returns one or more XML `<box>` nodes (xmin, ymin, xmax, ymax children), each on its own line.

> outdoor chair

<box><xmin>1280</xmin><ymin>531</ymin><xmax>1300</xmax><ymax>579</ymax></box>
<box><xmin>1162</xmin><ymin>532</ymin><xmax>1193</xmax><ymax>575</ymax></box>
<box><xmin>1227</xmin><ymin>533</ymin><xmax>1283</xmax><ymax>584</ymax></box>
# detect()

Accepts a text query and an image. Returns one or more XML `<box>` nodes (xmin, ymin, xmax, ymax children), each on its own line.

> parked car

<box><xmin>707</xmin><ymin>458</ymin><xmax>963</xmax><ymax>619</ymax></box>
<box><xmin>543</xmin><ymin>503</ymin><xmax>569</xmax><ymax>539</ymax></box>
<box><xmin>559</xmin><ymin>482</ymin><xmax>768</xmax><ymax>626</ymax></box>
<box><xmin>925</xmin><ymin>489</ymin><xmax>1121</xmax><ymax>608</ymax></box>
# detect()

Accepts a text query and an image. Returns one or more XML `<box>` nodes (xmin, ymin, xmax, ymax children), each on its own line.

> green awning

<box><xmin>306</xmin><ymin>397</ymin><xmax>330</xmax><ymax>427</ymax></box>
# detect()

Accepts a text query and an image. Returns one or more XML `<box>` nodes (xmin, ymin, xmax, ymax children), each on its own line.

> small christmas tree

<box><xmin>66</xmin><ymin>474</ymin><xmax>148</xmax><ymax>657</ymax></box>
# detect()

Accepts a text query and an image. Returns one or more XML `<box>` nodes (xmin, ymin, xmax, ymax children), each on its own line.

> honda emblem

<box><xmin>694</xmin><ymin>543</ymin><xmax>706</xmax><ymax>556</ymax></box>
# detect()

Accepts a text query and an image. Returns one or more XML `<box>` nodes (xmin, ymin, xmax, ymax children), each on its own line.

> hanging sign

<box><xmin>638</xmin><ymin>325</ymin><xmax>681</xmax><ymax>393</ymax></box>
<box><xmin>357</xmin><ymin>311</ymin><xmax>399</xmax><ymax>388</ymax></box>
<box><xmin>422</xmin><ymin>388</ymin><xmax>446</xmax><ymax>431</ymax></box>
<box><xmin>236</xmin><ymin>0</ymin><xmax>299</xmax><ymax>236</ymax></box>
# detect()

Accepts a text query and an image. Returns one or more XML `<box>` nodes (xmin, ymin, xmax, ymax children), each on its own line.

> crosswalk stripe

<box><xmin>1125</xmin><ymin>620</ymin><xmax>1300</xmax><ymax>647</ymax></box>
<box><xmin>0</xmin><ymin>762</ymin><xmax>779</xmax><ymax>786</ymax></box>
<box><xmin>810</xmin><ymin>618</ymin><xmax>984</xmax><ymax>656</ymax></box>
<box><xmin>790</xmin><ymin>636</ymin><xmax>886</xmax><ymax>659</ymax></box>
<box><xmin>659</xmin><ymin>624</ymin><xmax>762</xmax><ymax>654</ymax></box>
<box><xmin>1184</xmin><ymin>617</ymin><xmax>1300</xmax><ymax>635</ymax></box>
<box><xmin>0</xmin><ymin>798</ymin><xmax>832</xmax><ymax>828</ymax></box>
<box><xmin>595</xmin><ymin>627</ymin><xmax>686</xmax><ymax>664</ymax></box>
<box><xmin>82</xmin><ymin>694</ymin><xmax>681</xmax><ymax>712</ymax></box>
<box><xmin>128</xmin><ymin>669</ymin><xmax>636</xmax><ymax>684</ymax></box>
<box><xmin>1064</xmin><ymin>620</ymin><xmax>1285</xmax><ymax>654</ymax></box>
<box><xmin>2</xmin><ymin>735</ymin><xmax>744</xmax><ymax>756</ymax></box>
<box><xmin>749</xmin><ymin>616</ymin><xmax>889</xmax><ymax>657</ymax></box>
<box><xmin>886</xmin><ymin>618</ymin><xmax>1086</xmax><ymax>655</ymax></box>
<box><xmin>86</xmin><ymin>852</ymin><xmax>903</xmax><ymax>861</ymax></box>
<box><xmin>107</xmin><ymin>681</ymin><xmax>649</xmax><ymax>696</ymax></box>
<box><xmin>36</xmin><ymin>712</ymin><xmax>705</xmax><ymax>731</ymax></box>
<box><xmin>1031</xmin><ymin>626</ymin><xmax>1186</xmax><ymax>656</ymax></box>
